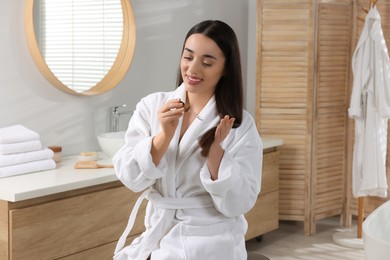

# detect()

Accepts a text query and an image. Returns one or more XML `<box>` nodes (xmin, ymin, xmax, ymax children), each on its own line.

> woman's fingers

<box><xmin>157</xmin><ymin>99</ymin><xmax>185</xmax><ymax>137</ymax></box>
<box><xmin>160</xmin><ymin>99</ymin><xmax>185</xmax><ymax>119</ymax></box>
<box><xmin>219</xmin><ymin>115</ymin><xmax>234</xmax><ymax>130</ymax></box>
<box><xmin>215</xmin><ymin>115</ymin><xmax>235</xmax><ymax>143</ymax></box>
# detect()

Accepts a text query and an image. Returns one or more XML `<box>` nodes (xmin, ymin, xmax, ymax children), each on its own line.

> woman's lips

<box><xmin>186</xmin><ymin>75</ymin><xmax>203</xmax><ymax>85</ymax></box>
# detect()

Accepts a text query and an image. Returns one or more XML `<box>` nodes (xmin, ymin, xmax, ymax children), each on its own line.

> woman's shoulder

<box><xmin>140</xmin><ymin>86</ymin><xmax>184</xmax><ymax>105</ymax></box>
<box><xmin>138</xmin><ymin>89</ymin><xmax>177</xmax><ymax>108</ymax></box>
<box><xmin>242</xmin><ymin>110</ymin><xmax>256</xmax><ymax>125</ymax></box>
<box><xmin>227</xmin><ymin>110</ymin><xmax>262</xmax><ymax>150</ymax></box>
<box><xmin>142</xmin><ymin>91</ymin><xmax>171</xmax><ymax>102</ymax></box>
<box><xmin>237</xmin><ymin>110</ymin><xmax>260</xmax><ymax>137</ymax></box>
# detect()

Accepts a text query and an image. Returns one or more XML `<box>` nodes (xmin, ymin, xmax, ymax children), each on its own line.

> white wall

<box><xmin>0</xmin><ymin>0</ymin><xmax>256</xmax><ymax>156</ymax></box>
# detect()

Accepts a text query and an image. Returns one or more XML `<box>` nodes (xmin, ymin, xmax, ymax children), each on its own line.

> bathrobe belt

<box><xmin>114</xmin><ymin>189</ymin><xmax>214</xmax><ymax>258</ymax></box>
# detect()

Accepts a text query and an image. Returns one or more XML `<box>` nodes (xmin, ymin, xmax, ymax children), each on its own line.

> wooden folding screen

<box><xmin>256</xmin><ymin>0</ymin><xmax>353</xmax><ymax>235</ymax></box>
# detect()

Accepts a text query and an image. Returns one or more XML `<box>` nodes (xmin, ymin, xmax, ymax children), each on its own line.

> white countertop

<box><xmin>0</xmin><ymin>155</ymin><xmax>117</xmax><ymax>202</ymax></box>
<box><xmin>263</xmin><ymin>137</ymin><xmax>283</xmax><ymax>150</ymax></box>
<box><xmin>0</xmin><ymin>138</ymin><xmax>283</xmax><ymax>202</ymax></box>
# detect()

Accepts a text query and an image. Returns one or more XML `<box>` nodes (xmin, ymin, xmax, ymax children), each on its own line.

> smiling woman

<box><xmin>24</xmin><ymin>0</ymin><xmax>136</xmax><ymax>96</ymax></box>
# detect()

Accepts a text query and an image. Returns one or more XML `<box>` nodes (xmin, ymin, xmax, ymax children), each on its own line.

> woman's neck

<box><xmin>186</xmin><ymin>91</ymin><xmax>213</xmax><ymax>113</ymax></box>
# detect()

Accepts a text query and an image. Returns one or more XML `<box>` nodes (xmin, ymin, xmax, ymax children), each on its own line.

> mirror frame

<box><xmin>24</xmin><ymin>0</ymin><xmax>136</xmax><ymax>96</ymax></box>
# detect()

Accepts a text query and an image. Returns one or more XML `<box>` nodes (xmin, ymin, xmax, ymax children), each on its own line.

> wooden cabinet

<box><xmin>245</xmin><ymin>148</ymin><xmax>279</xmax><ymax>240</ymax></box>
<box><xmin>0</xmin><ymin>183</ymin><xmax>147</xmax><ymax>260</ymax></box>
<box><xmin>0</xmin><ymin>148</ymin><xmax>279</xmax><ymax>259</ymax></box>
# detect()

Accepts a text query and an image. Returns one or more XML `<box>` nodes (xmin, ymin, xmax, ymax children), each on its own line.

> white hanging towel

<box><xmin>349</xmin><ymin>6</ymin><xmax>390</xmax><ymax>198</ymax></box>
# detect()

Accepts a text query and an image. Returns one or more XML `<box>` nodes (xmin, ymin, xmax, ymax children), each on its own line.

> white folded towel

<box><xmin>0</xmin><ymin>125</ymin><xmax>40</xmax><ymax>144</ymax></box>
<box><xmin>0</xmin><ymin>148</ymin><xmax>54</xmax><ymax>167</ymax></box>
<box><xmin>0</xmin><ymin>140</ymin><xmax>42</xmax><ymax>155</ymax></box>
<box><xmin>0</xmin><ymin>159</ymin><xmax>56</xmax><ymax>178</ymax></box>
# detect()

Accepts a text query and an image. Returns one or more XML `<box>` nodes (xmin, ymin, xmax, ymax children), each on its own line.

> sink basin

<box><xmin>97</xmin><ymin>131</ymin><xmax>126</xmax><ymax>158</ymax></box>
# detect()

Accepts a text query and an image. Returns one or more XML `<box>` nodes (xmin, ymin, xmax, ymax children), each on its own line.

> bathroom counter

<box><xmin>0</xmin><ymin>137</ymin><xmax>282</xmax><ymax>203</ymax></box>
<box><xmin>263</xmin><ymin>137</ymin><xmax>283</xmax><ymax>150</ymax></box>
<box><xmin>0</xmin><ymin>137</ymin><xmax>282</xmax><ymax>260</ymax></box>
<box><xmin>0</xmin><ymin>155</ymin><xmax>116</xmax><ymax>202</ymax></box>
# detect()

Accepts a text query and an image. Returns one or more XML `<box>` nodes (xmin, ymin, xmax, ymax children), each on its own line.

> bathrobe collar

<box><xmin>170</xmin><ymin>84</ymin><xmax>220</xmax><ymax>161</ymax></box>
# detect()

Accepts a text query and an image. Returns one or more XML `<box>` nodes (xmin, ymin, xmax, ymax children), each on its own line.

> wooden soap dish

<box><xmin>74</xmin><ymin>161</ymin><xmax>113</xmax><ymax>169</ymax></box>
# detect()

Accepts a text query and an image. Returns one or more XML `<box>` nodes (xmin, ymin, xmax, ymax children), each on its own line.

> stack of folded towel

<box><xmin>0</xmin><ymin>125</ymin><xmax>56</xmax><ymax>178</ymax></box>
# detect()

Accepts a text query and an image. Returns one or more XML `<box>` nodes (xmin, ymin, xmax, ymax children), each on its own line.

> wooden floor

<box><xmin>246</xmin><ymin>216</ymin><xmax>366</xmax><ymax>260</ymax></box>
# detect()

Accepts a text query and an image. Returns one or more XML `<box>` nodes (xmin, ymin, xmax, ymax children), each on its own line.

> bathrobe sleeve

<box><xmin>348</xmin><ymin>29</ymin><xmax>368</xmax><ymax>119</ymax></box>
<box><xmin>200</xmin><ymin>112</ymin><xmax>263</xmax><ymax>217</ymax></box>
<box><xmin>113</xmin><ymin>93</ymin><xmax>169</xmax><ymax>192</ymax></box>
<box><xmin>373</xmin><ymin>19</ymin><xmax>390</xmax><ymax>118</ymax></box>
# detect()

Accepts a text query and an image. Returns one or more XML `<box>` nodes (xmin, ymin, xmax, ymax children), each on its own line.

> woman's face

<box><xmin>180</xmin><ymin>33</ymin><xmax>225</xmax><ymax>97</ymax></box>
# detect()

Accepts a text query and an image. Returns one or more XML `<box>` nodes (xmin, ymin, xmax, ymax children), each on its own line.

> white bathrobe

<box><xmin>349</xmin><ymin>6</ymin><xmax>390</xmax><ymax>198</ymax></box>
<box><xmin>112</xmin><ymin>84</ymin><xmax>263</xmax><ymax>260</ymax></box>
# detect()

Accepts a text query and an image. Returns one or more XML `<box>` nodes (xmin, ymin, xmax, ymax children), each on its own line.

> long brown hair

<box><xmin>176</xmin><ymin>20</ymin><xmax>243</xmax><ymax>156</ymax></box>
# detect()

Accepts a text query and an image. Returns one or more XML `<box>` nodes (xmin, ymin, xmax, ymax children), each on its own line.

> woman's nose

<box><xmin>188</xmin><ymin>60</ymin><xmax>201</xmax><ymax>74</ymax></box>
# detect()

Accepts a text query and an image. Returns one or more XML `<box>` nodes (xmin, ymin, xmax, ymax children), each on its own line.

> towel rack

<box><xmin>359</xmin><ymin>0</ymin><xmax>378</xmax><ymax>21</ymax></box>
<box><xmin>362</xmin><ymin>0</ymin><xmax>377</xmax><ymax>12</ymax></box>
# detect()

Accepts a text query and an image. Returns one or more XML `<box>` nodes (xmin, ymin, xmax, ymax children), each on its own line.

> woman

<box><xmin>113</xmin><ymin>20</ymin><xmax>263</xmax><ymax>260</ymax></box>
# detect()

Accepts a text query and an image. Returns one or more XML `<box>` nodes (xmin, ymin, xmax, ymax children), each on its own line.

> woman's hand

<box><xmin>158</xmin><ymin>99</ymin><xmax>185</xmax><ymax>139</ymax></box>
<box><xmin>208</xmin><ymin>115</ymin><xmax>235</xmax><ymax>180</ymax></box>
<box><xmin>151</xmin><ymin>99</ymin><xmax>184</xmax><ymax>165</ymax></box>
<box><xmin>214</xmin><ymin>115</ymin><xmax>235</xmax><ymax>144</ymax></box>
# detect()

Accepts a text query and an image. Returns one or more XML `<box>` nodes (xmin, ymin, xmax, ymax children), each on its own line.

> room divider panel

<box><xmin>256</xmin><ymin>0</ymin><xmax>353</xmax><ymax>235</ymax></box>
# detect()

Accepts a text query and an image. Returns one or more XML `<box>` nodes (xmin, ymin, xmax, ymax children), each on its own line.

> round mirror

<box><xmin>24</xmin><ymin>0</ymin><xmax>136</xmax><ymax>96</ymax></box>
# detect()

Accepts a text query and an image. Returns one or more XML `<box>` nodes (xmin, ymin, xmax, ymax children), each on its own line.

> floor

<box><xmin>246</xmin><ymin>216</ymin><xmax>366</xmax><ymax>260</ymax></box>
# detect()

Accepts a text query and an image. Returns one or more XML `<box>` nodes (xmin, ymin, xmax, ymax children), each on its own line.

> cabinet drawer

<box><xmin>245</xmin><ymin>190</ymin><xmax>279</xmax><ymax>241</ymax></box>
<box><xmin>9</xmin><ymin>186</ymin><xmax>146</xmax><ymax>260</ymax></box>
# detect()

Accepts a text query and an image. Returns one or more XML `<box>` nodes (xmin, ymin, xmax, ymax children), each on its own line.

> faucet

<box><xmin>110</xmin><ymin>105</ymin><xmax>133</xmax><ymax>132</ymax></box>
